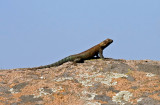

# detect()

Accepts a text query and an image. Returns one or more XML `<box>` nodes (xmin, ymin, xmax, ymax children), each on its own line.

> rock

<box><xmin>0</xmin><ymin>59</ymin><xmax>160</xmax><ymax>105</ymax></box>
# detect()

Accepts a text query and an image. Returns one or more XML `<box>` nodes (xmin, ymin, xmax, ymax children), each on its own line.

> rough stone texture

<box><xmin>0</xmin><ymin>59</ymin><xmax>160</xmax><ymax>105</ymax></box>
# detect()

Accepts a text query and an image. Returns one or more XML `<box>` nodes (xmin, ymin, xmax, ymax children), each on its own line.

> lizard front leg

<box><xmin>99</xmin><ymin>48</ymin><xmax>104</xmax><ymax>59</ymax></box>
<box><xmin>95</xmin><ymin>53</ymin><xmax>100</xmax><ymax>58</ymax></box>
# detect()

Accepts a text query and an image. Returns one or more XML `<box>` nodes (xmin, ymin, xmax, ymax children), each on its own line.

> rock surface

<box><xmin>0</xmin><ymin>59</ymin><xmax>160</xmax><ymax>105</ymax></box>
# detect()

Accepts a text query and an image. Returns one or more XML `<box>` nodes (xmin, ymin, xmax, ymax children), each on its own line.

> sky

<box><xmin>0</xmin><ymin>0</ymin><xmax>160</xmax><ymax>69</ymax></box>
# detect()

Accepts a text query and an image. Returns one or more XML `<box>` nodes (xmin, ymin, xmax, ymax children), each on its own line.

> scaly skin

<box><xmin>22</xmin><ymin>38</ymin><xmax>113</xmax><ymax>70</ymax></box>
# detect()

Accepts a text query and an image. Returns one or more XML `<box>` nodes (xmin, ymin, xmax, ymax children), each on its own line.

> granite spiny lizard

<box><xmin>22</xmin><ymin>38</ymin><xmax>113</xmax><ymax>70</ymax></box>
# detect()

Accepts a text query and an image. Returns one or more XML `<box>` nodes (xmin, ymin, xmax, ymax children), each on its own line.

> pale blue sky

<box><xmin>0</xmin><ymin>0</ymin><xmax>160</xmax><ymax>69</ymax></box>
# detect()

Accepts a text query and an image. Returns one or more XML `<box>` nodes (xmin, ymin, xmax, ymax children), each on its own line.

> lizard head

<box><xmin>100</xmin><ymin>38</ymin><xmax>113</xmax><ymax>49</ymax></box>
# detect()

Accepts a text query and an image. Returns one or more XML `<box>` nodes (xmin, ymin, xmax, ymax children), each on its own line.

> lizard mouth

<box><xmin>106</xmin><ymin>39</ymin><xmax>113</xmax><ymax>44</ymax></box>
<box><xmin>108</xmin><ymin>39</ymin><xmax>113</xmax><ymax>43</ymax></box>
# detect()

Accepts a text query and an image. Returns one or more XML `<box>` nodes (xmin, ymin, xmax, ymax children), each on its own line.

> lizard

<box><xmin>18</xmin><ymin>38</ymin><xmax>113</xmax><ymax>70</ymax></box>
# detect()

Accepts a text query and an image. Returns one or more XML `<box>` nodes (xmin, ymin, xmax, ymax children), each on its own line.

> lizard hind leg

<box><xmin>73</xmin><ymin>58</ymin><xmax>82</xmax><ymax>66</ymax></box>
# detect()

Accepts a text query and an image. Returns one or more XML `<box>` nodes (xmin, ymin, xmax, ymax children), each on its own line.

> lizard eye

<box><xmin>102</xmin><ymin>43</ymin><xmax>106</xmax><ymax>46</ymax></box>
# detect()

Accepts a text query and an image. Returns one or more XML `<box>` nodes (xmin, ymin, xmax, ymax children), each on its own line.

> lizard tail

<box><xmin>30</xmin><ymin>56</ymin><xmax>73</xmax><ymax>69</ymax></box>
